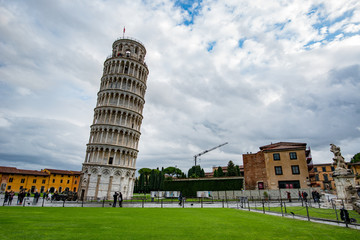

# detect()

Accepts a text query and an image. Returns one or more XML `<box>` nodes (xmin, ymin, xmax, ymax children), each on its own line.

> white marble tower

<box><xmin>80</xmin><ymin>37</ymin><xmax>149</xmax><ymax>200</ymax></box>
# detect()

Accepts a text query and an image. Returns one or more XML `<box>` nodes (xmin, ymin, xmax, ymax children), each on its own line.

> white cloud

<box><xmin>0</xmin><ymin>0</ymin><xmax>359</xmax><ymax>174</ymax></box>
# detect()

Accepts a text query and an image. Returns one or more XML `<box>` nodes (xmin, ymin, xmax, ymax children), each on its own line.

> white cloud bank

<box><xmin>0</xmin><ymin>0</ymin><xmax>359</xmax><ymax>173</ymax></box>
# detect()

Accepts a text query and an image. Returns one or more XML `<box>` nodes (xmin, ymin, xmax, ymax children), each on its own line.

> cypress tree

<box><xmin>227</xmin><ymin>160</ymin><xmax>237</xmax><ymax>176</ymax></box>
<box><xmin>217</xmin><ymin>167</ymin><xmax>224</xmax><ymax>177</ymax></box>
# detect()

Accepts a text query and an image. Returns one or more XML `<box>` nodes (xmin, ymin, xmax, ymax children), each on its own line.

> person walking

<box><xmin>118</xmin><ymin>192</ymin><xmax>123</xmax><ymax>208</ymax></box>
<box><xmin>113</xmin><ymin>192</ymin><xmax>118</xmax><ymax>207</ymax></box>
<box><xmin>178</xmin><ymin>192</ymin><xmax>182</xmax><ymax>206</ymax></box>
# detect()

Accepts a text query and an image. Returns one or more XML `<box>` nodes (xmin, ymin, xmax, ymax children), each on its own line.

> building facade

<box><xmin>0</xmin><ymin>166</ymin><xmax>80</xmax><ymax>193</ymax></box>
<box><xmin>309</xmin><ymin>163</ymin><xmax>336</xmax><ymax>192</ymax></box>
<box><xmin>80</xmin><ymin>37</ymin><xmax>149</xmax><ymax>200</ymax></box>
<box><xmin>243</xmin><ymin>142</ymin><xmax>312</xmax><ymax>190</ymax></box>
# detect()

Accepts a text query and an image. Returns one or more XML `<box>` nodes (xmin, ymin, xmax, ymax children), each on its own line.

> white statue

<box><xmin>330</xmin><ymin>144</ymin><xmax>347</xmax><ymax>169</ymax></box>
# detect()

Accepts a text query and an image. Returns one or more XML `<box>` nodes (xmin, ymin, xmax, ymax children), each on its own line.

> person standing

<box><xmin>4</xmin><ymin>191</ymin><xmax>9</xmax><ymax>205</ymax></box>
<box><xmin>286</xmin><ymin>191</ymin><xmax>291</xmax><ymax>202</ymax></box>
<box><xmin>302</xmin><ymin>191</ymin><xmax>308</xmax><ymax>202</ymax></box>
<box><xmin>9</xmin><ymin>191</ymin><xmax>14</xmax><ymax>205</ymax></box>
<box><xmin>113</xmin><ymin>192</ymin><xmax>118</xmax><ymax>207</ymax></box>
<box><xmin>118</xmin><ymin>192</ymin><xmax>123</xmax><ymax>208</ymax></box>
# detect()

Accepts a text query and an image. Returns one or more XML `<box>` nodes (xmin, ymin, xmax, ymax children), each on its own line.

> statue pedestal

<box><xmin>333</xmin><ymin>173</ymin><xmax>357</xmax><ymax>202</ymax></box>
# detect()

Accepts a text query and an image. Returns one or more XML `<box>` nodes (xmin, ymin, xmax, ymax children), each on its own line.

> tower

<box><xmin>79</xmin><ymin>36</ymin><xmax>149</xmax><ymax>200</ymax></box>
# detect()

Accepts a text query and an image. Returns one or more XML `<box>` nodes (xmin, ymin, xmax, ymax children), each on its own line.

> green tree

<box><xmin>164</xmin><ymin>166</ymin><xmax>184</xmax><ymax>178</ymax></box>
<box><xmin>138</xmin><ymin>168</ymin><xmax>151</xmax><ymax>176</ymax></box>
<box><xmin>213</xmin><ymin>169</ymin><xmax>218</xmax><ymax>177</ymax></box>
<box><xmin>351</xmin><ymin>153</ymin><xmax>360</xmax><ymax>163</ymax></box>
<box><xmin>188</xmin><ymin>165</ymin><xmax>204</xmax><ymax>178</ymax></box>
<box><xmin>226</xmin><ymin>160</ymin><xmax>237</xmax><ymax>176</ymax></box>
<box><xmin>217</xmin><ymin>167</ymin><xmax>224</xmax><ymax>177</ymax></box>
<box><xmin>235</xmin><ymin>165</ymin><xmax>241</xmax><ymax>176</ymax></box>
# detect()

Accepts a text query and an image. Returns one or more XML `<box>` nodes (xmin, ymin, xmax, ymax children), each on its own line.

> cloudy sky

<box><xmin>0</xmin><ymin>0</ymin><xmax>359</xmax><ymax>174</ymax></box>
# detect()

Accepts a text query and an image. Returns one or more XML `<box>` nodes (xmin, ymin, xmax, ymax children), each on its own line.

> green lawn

<box><xmin>252</xmin><ymin>206</ymin><xmax>360</xmax><ymax>222</ymax></box>
<box><xmin>0</xmin><ymin>207</ymin><xmax>358</xmax><ymax>240</ymax></box>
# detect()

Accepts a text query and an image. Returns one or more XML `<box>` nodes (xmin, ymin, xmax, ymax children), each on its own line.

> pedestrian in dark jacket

<box><xmin>286</xmin><ymin>191</ymin><xmax>291</xmax><ymax>202</ymax></box>
<box><xmin>113</xmin><ymin>192</ymin><xmax>118</xmax><ymax>207</ymax></box>
<box><xmin>4</xmin><ymin>191</ymin><xmax>9</xmax><ymax>204</ymax></box>
<box><xmin>118</xmin><ymin>192</ymin><xmax>123</xmax><ymax>207</ymax></box>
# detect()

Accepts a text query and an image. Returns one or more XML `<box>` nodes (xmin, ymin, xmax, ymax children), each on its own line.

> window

<box><xmin>315</xmin><ymin>174</ymin><xmax>319</xmax><ymax>181</ymax></box>
<box><xmin>275</xmin><ymin>166</ymin><xmax>283</xmax><ymax>175</ymax></box>
<box><xmin>59</xmin><ymin>187</ymin><xmax>62</xmax><ymax>192</ymax></box>
<box><xmin>291</xmin><ymin>165</ymin><xmax>300</xmax><ymax>175</ymax></box>
<box><xmin>67</xmin><ymin>180</ymin><xmax>70</xmax><ymax>184</ymax></box>
<box><xmin>52</xmin><ymin>179</ymin><xmax>55</xmax><ymax>183</ymax></box>
<box><xmin>7</xmin><ymin>186</ymin><xmax>11</xmax><ymax>190</ymax></box>
<box><xmin>61</xmin><ymin>175</ymin><xmax>64</xmax><ymax>177</ymax></box>
<box><xmin>273</xmin><ymin>153</ymin><xmax>280</xmax><ymax>161</ymax></box>
<box><xmin>40</xmin><ymin>186</ymin><xmax>45</xmax><ymax>193</ymax></box>
<box><xmin>42</xmin><ymin>180</ymin><xmax>46</xmax><ymax>184</ymax></box>
<box><xmin>60</xmin><ymin>180</ymin><xmax>63</xmax><ymax>183</ymax></box>
<box><xmin>108</xmin><ymin>157</ymin><xmax>113</xmax><ymax>165</ymax></box>
<box><xmin>331</xmin><ymin>166</ymin><xmax>335</xmax><ymax>171</ymax></box>
<box><xmin>73</xmin><ymin>187</ymin><xmax>77</xmax><ymax>192</ymax></box>
<box><xmin>289</xmin><ymin>152</ymin><xmax>297</xmax><ymax>160</ymax></box>
<box><xmin>9</xmin><ymin>178</ymin><xmax>13</xmax><ymax>183</ymax></box>
<box><xmin>322</xmin><ymin>167</ymin><xmax>326</xmax><ymax>172</ymax></box>
<box><xmin>53</xmin><ymin>174</ymin><xmax>56</xmax><ymax>177</ymax></box>
<box><xmin>21</xmin><ymin>178</ymin><xmax>25</xmax><ymax>183</ymax></box>
<box><xmin>75</xmin><ymin>180</ymin><xmax>77</xmax><ymax>184</ymax></box>
<box><xmin>20</xmin><ymin>186</ymin><xmax>23</xmax><ymax>190</ymax></box>
<box><xmin>314</xmin><ymin>167</ymin><xmax>318</xmax><ymax>172</ymax></box>
<box><xmin>324</xmin><ymin>174</ymin><xmax>329</xmax><ymax>181</ymax></box>
<box><xmin>33</xmin><ymin>179</ymin><xmax>37</xmax><ymax>183</ymax></box>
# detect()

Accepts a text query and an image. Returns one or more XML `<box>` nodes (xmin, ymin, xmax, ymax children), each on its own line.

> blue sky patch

<box><xmin>304</xmin><ymin>8</ymin><xmax>359</xmax><ymax>49</ymax></box>
<box><xmin>238</xmin><ymin>38</ymin><xmax>246</xmax><ymax>48</ymax></box>
<box><xmin>174</xmin><ymin>0</ymin><xmax>203</xmax><ymax>25</ymax></box>
<box><xmin>207</xmin><ymin>41</ymin><xmax>216</xmax><ymax>52</ymax></box>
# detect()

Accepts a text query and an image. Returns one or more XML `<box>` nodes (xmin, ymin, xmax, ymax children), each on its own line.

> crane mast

<box><xmin>194</xmin><ymin>142</ymin><xmax>228</xmax><ymax>166</ymax></box>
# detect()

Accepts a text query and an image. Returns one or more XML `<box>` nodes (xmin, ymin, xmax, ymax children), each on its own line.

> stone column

<box><xmin>94</xmin><ymin>175</ymin><xmax>101</xmax><ymax>200</ymax></box>
<box><xmin>107</xmin><ymin>176</ymin><xmax>113</xmax><ymax>200</ymax></box>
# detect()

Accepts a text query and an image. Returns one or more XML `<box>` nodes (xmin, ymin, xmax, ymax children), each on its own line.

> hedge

<box><xmin>164</xmin><ymin>177</ymin><xmax>243</xmax><ymax>197</ymax></box>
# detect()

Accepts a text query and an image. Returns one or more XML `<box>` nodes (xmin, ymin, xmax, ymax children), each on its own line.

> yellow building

<box><xmin>42</xmin><ymin>169</ymin><xmax>81</xmax><ymax>193</ymax></box>
<box><xmin>0</xmin><ymin>166</ymin><xmax>81</xmax><ymax>193</ymax></box>
<box><xmin>309</xmin><ymin>163</ymin><xmax>336</xmax><ymax>193</ymax></box>
<box><xmin>0</xmin><ymin>167</ymin><xmax>48</xmax><ymax>193</ymax></box>
<box><xmin>243</xmin><ymin>142</ymin><xmax>312</xmax><ymax>190</ymax></box>
<box><xmin>348</xmin><ymin>162</ymin><xmax>360</xmax><ymax>186</ymax></box>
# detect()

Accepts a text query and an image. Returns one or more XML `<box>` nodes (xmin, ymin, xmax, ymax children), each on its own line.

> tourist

<box><xmin>178</xmin><ymin>192</ymin><xmax>182</xmax><ymax>206</ymax></box>
<box><xmin>113</xmin><ymin>192</ymin><xmax>118</xmax><ymax>207</ymax></box>
<box><xmin>8</xmin><ymin>191</ymin><xmax>14</xmax><ymax>205</ymax></box>
<box><xmin>118</xmin><ymin>192</ymin><xmax>123</xmax><ymax>207</ymax></box>
<box><xmin>286</xmin><ymin>191</ymin><xmax>291</xmax><ymax>202</ymax></box>
<box><xmin>3</xmin><ymin>191</ymin><xmax>9</xmax><ymax>205</ymax></box>
<box><xmin>302</xmin><ymin>191</ymin><xmax>308</xmax><ymax>202</ymax></box>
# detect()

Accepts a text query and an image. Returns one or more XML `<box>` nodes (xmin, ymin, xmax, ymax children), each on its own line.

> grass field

<box><xmin>0</xmin><ymin>207</ymin><xmax>358</xmax><ymax>240</ymax></box>
<box><xmin>251</xmin><ymin>206</ymin><xmax>360</xmax><ymax>222</ymax></box>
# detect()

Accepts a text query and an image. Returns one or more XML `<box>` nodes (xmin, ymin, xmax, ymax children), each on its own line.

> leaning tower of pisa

<box><xmin>79</xmin><ymin>37</ymin><xmax>149</xmax><ymax>200</ymax></box>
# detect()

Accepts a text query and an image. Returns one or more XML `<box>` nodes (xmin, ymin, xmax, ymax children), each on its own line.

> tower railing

<box><xmin>114</xmin><ymin>36</ymin><xmax>145</xmax><ymax>47</ymax></box>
